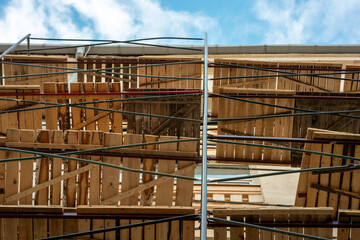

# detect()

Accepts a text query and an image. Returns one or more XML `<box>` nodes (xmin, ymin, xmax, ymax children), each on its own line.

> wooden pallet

<box><xmin>295</xmin><ymin>128</ymin><xmax>360</xmax><ymax>218</ymax></box>
<box><xmin>3</xmin><ymin>55</ymin><xmax>68</xmax><ymax>91</ymax></box>
<box><xmin>138</xmin><ymin>57</ymin><xmax>202</xmax><ymax>89</ymax></box>
<box><xmin>211</xmin><ymin>59</ymin><xmax>344</xmax><ymax>116</ymax></box>
<box><xmin>291</xmin><ymin>92</ymin><xmax>360</xmax><ymax>165</ymax></box>
<box><xmin>0</xmin><ymin>129</ymin><xmax>199</xmax><ymax>209</ymax></box>
<box><xmin>216</xmin><ymin>87</ymin><xmax>295</xmax><ymax>165</ymax></box>
<box><xmin>77</xmin><ymin>56</ymin><xmax>202</xmax><ymax>89</ymax></box>
<box><xmin>1</xmin><ymin>83</ymin><xmax>201</xmax><ymax>140</ymax></box>
<box><xmin>77</xmin><ymin>57</ymin><xmax>139</xmax><ymax>88</ymax></box>
<box><xmin>277</xmin><ymin>61</ymin><xmax>343</xmax><ymax>92</ymax></box>
<box><xmin>212</xmin><ymin>59</ymin><xmax>278</xmax><ymax>116</ymax></box>
<box><xmin>212</xmin><ymin>207</ymin><xmax>333</xmax><ymax>240</ymax></box>
<box><xmin>0</xmin><ymin>205</ymin><xmax>195</xmax><ymax>240</ymax></box>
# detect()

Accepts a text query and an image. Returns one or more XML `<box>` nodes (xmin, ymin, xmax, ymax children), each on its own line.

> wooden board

<box><xmin>102</xmin><ymin>132</ymin><xmax>122</xmax><ymax>240</ymax></box>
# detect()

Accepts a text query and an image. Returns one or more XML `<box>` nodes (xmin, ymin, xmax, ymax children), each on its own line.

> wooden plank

<box><xmin>130</xmin><ymin>60</ymin><xmax>138</xmax><ymax>89</ymax></box>
<box><xmin>329</xmin><ymin>144</ymin><xmax>344</xmax><ymax>218</ymax></box>
<box><xmin>230</xmin><ymin>215</ymin><xmax>244</xmax><ymax>240</ymax></box>
<box><xmin>4</xmin><ymin>129</ymin><xmax>20</xmax><ymax>240</ymax></box>
<box><xmin>225</xmin><ymin>98</ymin><xmax>236</xmax><ymax>160</ymax></box>
<box><xmin>89</xmin><ymin>131</ymin><xmax>102</xmax><ymax>206</ymax></box>
<box><xmin>121</xmin><ymin>134</ymin><xmax>142</xmax><ymax>239</ymax></box>
<box><xmin>102</xmin><ymin>132</ymin><xmax>122</xmax><ymax>240</ymax></box>
<box><xmin>77</xmin><ymin>131</ymin><xmax>91</xmax><ymax>238</ymax></box>
<box><xmin>246</xmin><ymin>215</ymin><xmax>259</xmax><ymax>240</ymax></box>
<box><xmin>259</xmin><ymin>214</ymin><xmax>273</xmax><ymax>240</ymax></box>
<box><xmin>305</xmin><ymin>143</ymin><xmax>322</xmax><ymax>207</ymax></box>
<box><xmin>211</xmin><ymin>60</ymin><xmax>221</xmax><ymax>116</ymax></box>
<box><xmin>318</xmin><ymin>213</ymin><xmax>332</xmax><ymax>238</ymax></box>
<box><xmin>263</xmin><ymin>98</ymin><xmax>275</xmax><ymax>160</ymax></box>
<box><xmin>50</xmin><ymin>130</ymin><xmax>65</xmax><ymax>237</ymax></box>
<box><xmin>317</xmin><ymin>144</ymin><xmax>332</xmax><ymax>207</ymax></box>
<box><xmin>213</xmin><ymin>207</ymin><xmax>333</xmax><ymax>216</ymax></box>
<box><xmin>156</xmin><ymin>136</ymin><xmax>177</xmax><ymax>206</ymax></box>
<box><xmin>63</xmin><ymin>130</ymin><xmax>79</xmax><ymax>238</ymax></box>
<box><xmin>274</xmin><ymin>213</ymin><xmax>288</xmax><ymax>240</ymax></box>
<box><xmin>141</xmin><ymin>135</ymin><xmax>158</xmax><ymax>206</ymax></box>
<box><xmin>221</xmin><ymin>87</ymin><xmax>296</xmax><ymax>95</ymax></box>
<box><xmin>90</xmin><ymin>131</ymin><xmax>104</xmax><ymax>239</ymax></box>
<box><xmin>36</xmin><ymin>130</ymin><xmax>50</xmax><ymax>205</ymax></box>
<box><xmin>351</xmin><ymin>145</ymin><xmax>360</xmax><ymax>209</ymax></box>
<box><xmin>244</xmin><ymin>98</ymin><xmax>255</xmax><ymax>160</ymax></box>
<box><xmin>339</xmin><ymin>145</ymin><xmax>351</xmax><ymax>210</ymax></box>
<box><xmin>159</xmin><ymin>60</ymin><xmax>166</xmax><ymax>88</ymax></box>
<box><xmin>128</xmin><ymin>134</ymin><xmax>144</xmax><ymax>240</ymax></box>
<box><xmin>70</xmin><ymin>83</ymin><xmax>82</xmax><ymax>130</ymax></box>
<box><xmin>96</xmin><ymin>82</ymin><xmax>110</xmax><ymax>132</ymax></box>
<box><xmin>77</xmin><ymin>205</ymin><xmax>195</xmax><ymax>214</ymax></box>
<box><xmin>111</xmin><ymin>82</ymin><xmax>123</xmax><ymax>133</ymax></box>
<box><xmin>138</xmin><ymin>61</ymin><xmax>146</xmax><ymax>88</ymax></box>
<box><xmin>313</xmin><ymin>131</ymin><xmax>360</xmax><ymax>141</ymax></box>
<box><xmin>88</xmin><ymin>131</ymin><xmax>102</xmax><ymax>203</ymax></box>
<box><xmin>273</xmin><ymin>97</ymin><xmax>288</xmax><ymax>161</ymax></box>
<box><xmin>19</xmin><ymin>130</ymin><xmax>34</xmax><ymax>204</ymax></box>
<box><xmin>121</xmin><ymin>134</ymin><xmax>142</xmax><ymax>205</ymax></box>
<box><xmin>156</xmin><ymin>136</ymin><xmax>179</xmax><ymax>239</ymax></box>
<box><xmin>18</xmin><ymin>129</ymin><xmax>34</xmax><ymax>240</ymax></box>
<box><xmin>295</xmin><ymin>129</ymin><xmax>319</xmax><ymax>206</ymax></box>
<box><xmin>95</xmin><ymin>59</ymin><xmax>102</xmax><ymax>82</ymax></box>
<box><xmin>351</xmin><ymin>216</ymin><xmax>360</xmax><ymax>240</ymax></box>
<box><xmin>144</xmin><ymin>220</ymin><xmax>155</xmax><ymax>240</ymax></box>
<box><xmin>51</xmin><ymin>130</ymin><xmax>63</xmax><ymax>205</ymax></box>
<box><xmin>213</xmin><ymin>213</ymin><xmax>227</xmax><ymax>240</ymax></box>
<box><xmin>176</xmin><ymin>139</ymin><xmax>197</xmax><ymax>206</ymax></box>
<box><xmin>56</xmin><ymin>83</ymin><xmax>67</xmax><ymax>131</ymax></box>
<box><xmin>305</xmin><ymin>214</ymin><xmax>319</xmax><ymax>238</ymax></box>
<box><xmin>77</xmin><ymin>58</ymin><xmax>85</xmax><ymax>82</ymax></box>
<box><xmin>194</xmin><ymin>61</ymin><xmax>202</xmax><ymax>89</ymax></box>
<box><xmin>65</xmin><ymin>130</ymin><xmax>78</xmax><ymax>207</ymax></box>
<box><xmin>83</xmin><ymin>83</ymin><xmax>96</xmax><ymax>130</ymax></box>
<box><xmin>78</xmin><ymin>130</ymin><xmax>91</xmax><ymax>205</ymax></box>
<box><xmin>253</xmin><ymin>98</ymin><xmax>264</xmax><ymax>161</ymax></box>
<box><xmin>289</xmin><ymin>213</ymin><xmax>302</xmax><ymax>240</ymax></box>
<box><xmin>216</xmin><ymin>97</ymin><xmax>226</xmax><ymax>160</ymax></box>
<box><xmin>234</xmin><ymin>97</ymin><xmax>246</xmax><ymax>160</ymax></box>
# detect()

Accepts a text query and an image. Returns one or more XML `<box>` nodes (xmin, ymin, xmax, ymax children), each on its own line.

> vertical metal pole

<box><xmin>200</xmin><ymin>32</ymin><xmax>208</xmax><ymax>240</ymax></box>
<box><xmin>27</xmin><ymin>36</ymin><xmax>30</xmax><ymax>56</ymax></box>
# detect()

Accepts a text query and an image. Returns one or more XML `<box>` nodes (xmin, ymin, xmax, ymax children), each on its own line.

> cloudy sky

<box><xmin>0</xmin><ymin>0</ymin><xmax>359</xmax><ymax>45</ymax></box>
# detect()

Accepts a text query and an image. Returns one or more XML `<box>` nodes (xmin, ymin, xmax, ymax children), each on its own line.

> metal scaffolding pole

<box><xmin>200</xmin><ymin>32</ymin><xmax>208</xmax><ymax>240</ymax></box>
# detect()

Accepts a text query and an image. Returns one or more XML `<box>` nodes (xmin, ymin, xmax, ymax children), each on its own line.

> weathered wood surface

<box><xmin>295</xmin><ymin>128</ymin><xmax>360</xmax><ymax>218</ymax></box>
<box><xmin>3</xmin><ymin>55</ymin><xmax>68</xmax><ymax>91</ymax></box>
<box><xmin>0</xmin><ymin>206</ymin><xmax>195</xmax><ymax>240</ymax></box>
<box><xmin>213</xmin><ymin>207</ymin><xmax>333</xmax><ymax>240</ymax></box>
<box><xmin>1</xmin><ymin>129</ymin><xmax>199</xmax><ymax>209</ymax></box>
<box><xmin>292</xmin><ymin>92</ymin><xmax>360</xmax><ymax>165</ymax></box>
<box><xmin>216</xmin><ymin>87</ymin><xmax>295</xmax><ymax>165</ymax></box>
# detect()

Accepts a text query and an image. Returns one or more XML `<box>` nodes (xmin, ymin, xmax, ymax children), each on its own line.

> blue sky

<box><xmin>0</xmin><ymin>0</ymin><xmax>360</xmax><ymax>45</ymax></box>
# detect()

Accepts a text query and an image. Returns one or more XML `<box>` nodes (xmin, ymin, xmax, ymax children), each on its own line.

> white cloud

<box><xmin>0</xmin><ymin>0</ymin><xmax>216</xmax><ymax>43</ymax></box>
<box><xmin>253</xmin><ymin>0</ymin><xmax>360</xmax><ymax>44</ymax></box>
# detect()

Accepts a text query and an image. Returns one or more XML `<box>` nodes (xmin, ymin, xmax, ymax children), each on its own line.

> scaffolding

<box><xmin>1</xmin><ymin>34</ymin><xmax>360</xmax><ymax>239</ymax></box>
